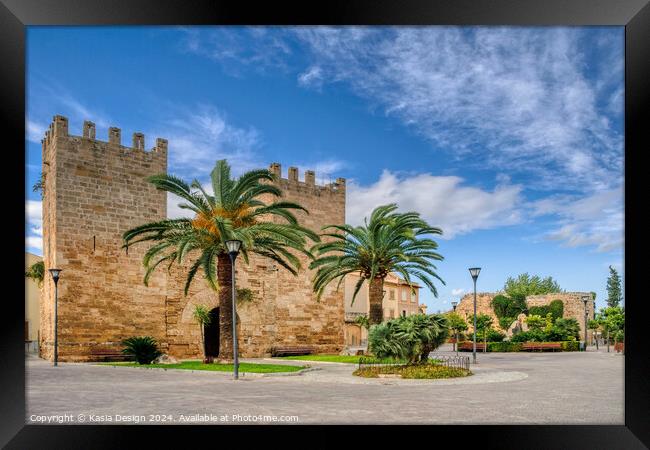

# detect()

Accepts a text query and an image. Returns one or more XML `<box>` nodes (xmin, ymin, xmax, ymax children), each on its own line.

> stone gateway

<box><xmin>40</xmin><ymin>115</ymin><xmax>346</xmax><ymax>361</ymax></box>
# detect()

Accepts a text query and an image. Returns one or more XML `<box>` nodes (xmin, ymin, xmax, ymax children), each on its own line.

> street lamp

<box><xmin>451</xmin><ymin>301</ymin><xmax>458</xmax><ymax>354</ymax></box>
<box><xmin>582</xmin><ymin>295</ymin><xmax>590</xmax><ymax>351</ymax></box>
<box><xmin>225</xmin><ymin>239</ymin><xmax>242</xmax><ymax>380</ymax></box>
<box><xmin>49</xmin><ymin>268</ymin><xmax>62</xmax><ymax>367</ymax></box>
<box><xmin>468</xmin><ymin>267</ymin><xmax>481</xmax><ymax>364</ymax></box>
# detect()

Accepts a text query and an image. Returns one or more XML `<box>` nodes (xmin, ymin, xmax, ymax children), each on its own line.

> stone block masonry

<box><xmin>456</xmin><ymin>291</ymin><xmax>595</xmax><ymax>338</ymax></box>
<box><xmin>39</xmin><ymin>116</ymin><xmax>345</xmax><ymax>361</ymax></box>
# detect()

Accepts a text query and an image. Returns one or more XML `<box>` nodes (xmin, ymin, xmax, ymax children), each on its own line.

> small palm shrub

<box><xmin>368</xmin><ymin>314</ymin><xmax>448</xmax><ymax>364</ymax></box>
<box><xmin>121</xmin><ymin>336</ymin><xmax>162</xmax><ymax>364</ymax></box>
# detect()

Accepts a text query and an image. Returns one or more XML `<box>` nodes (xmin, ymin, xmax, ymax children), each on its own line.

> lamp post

<box><xmin>226</xmin><ymin>240</ymin><xmax>242</xmax><ymax>380</ymax></box>
<box><xmin>468</xmin><ymin>268</ymin><xmax>481</xmax><ymax>364</ymax></box>
<box><xmin>582</xmin><ymin>295</ymin><xmax>590</xmax><ymax>352</ymax></box>
<box><xmin>49</xmin><ymin>268</ymin><xmax>62</xmax><ymax>367</ymax></box>
<box><xmin>451</xmin><ymin>301</ymin><xmax>458</xmax><ymax>354</ymax></box>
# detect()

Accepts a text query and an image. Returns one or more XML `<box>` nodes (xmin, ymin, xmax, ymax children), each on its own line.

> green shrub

<box><xmin>491</xmin><ymin>294</ymin><xmax>527</xmax><ymax>320</ymax></box>
<box><xmin>486</xmin><ymin>328</ymin><xmax>506</xmax><ymax>342</ymax></box>
<box><xmin>499</xmin><ymin>316</ymin><xmax>516</xmax><ymax>331</ymax></box>
<box><xmin>368</xmin><ymin>314</ymin><xmax>449</xmax><ymax>363</ymax></box>
<box><xmin>547</xmin><ymin>318</ymin><xmax>580</xmax><ymax>342</ymax></box>
<box><xmin>121</xmin><ymin>336</ymin><xmax>162</xmax><ymax>365</ymax></box>
<box><xmin>528</xmin><ymin>300</ymin><xmax>564</xmax><ymax>321</ymax></box>
<box><xmin>560</xmin><ymin>341</ymin><xmax>580</xmax><ymax>351</ymax></box>
<box><xmin>487</xmin><ymin>342</ymin><xmax>523</xmax><ymax>352</ymax></box>
<box><xmin>510</xmin><ymin>329</ymin><xmax>548</xmax><ymax>342</ymax></box>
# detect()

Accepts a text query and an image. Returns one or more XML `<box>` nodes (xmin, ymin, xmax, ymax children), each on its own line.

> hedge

<box><xmin>459</xmin><ymin>341</ymin><xmax>579</xmax><ymax>352</ymax></box>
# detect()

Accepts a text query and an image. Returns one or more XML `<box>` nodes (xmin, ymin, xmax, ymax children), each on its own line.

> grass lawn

<box><xmin>98</xmin><ymin>360</ymin><xmax>306</xmax><ymax>373</ymax></box>
<box><xmin>276</xmin><ymin>354</ymin><xmax>408</xmax><ymax>364</ymax></box>
<box><xmin>353</xmin><ymin>363</ymin><xmax>472</xmax><ymax>379</ymax></box>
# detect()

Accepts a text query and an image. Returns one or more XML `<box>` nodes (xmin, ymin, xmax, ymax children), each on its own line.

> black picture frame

<box><xmin>2</xmin><ymin>0</ymin><xmax>648</xmax><ymax>448</ymax></box>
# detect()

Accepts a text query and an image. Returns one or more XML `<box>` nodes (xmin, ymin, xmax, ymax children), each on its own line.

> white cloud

<box><xmin>298</xmin><ymin>66</ymin><xmax>323</xmax><ymax>88</ymax></box>
<box><xmin>292</xmin><ymin>27</ymin><xmax>623</xmax><ymax>193</ymax></box>
<box><xmin>346</xmin><ymin>170</ymin><xmax>523</xmax><ymax>238</ymax></box>
<box><xmin>531</xmin><ymin>188</ymin><xmax>623</xmax><ymax>252</ymax></box>
<box><xmin>26</xmin><ymin>120</ymin><xmax>47</xmax><ymax>144</ymax></box>
<box><xmin>26</xmin><ymin>200</ymin><xmax>43</xmax><ymax>252</ymax></box>
<box><xmin>451</xmin><ymin>288</ymin><xmax>466</xmax><ymax>296</ymax></box>
<box><xmin>152</xmin><ymin>104</ymin><xmax>261</xmax><ymax>177</ymax></box>
<box><xmin>26</xmin><ymin>236</ymin><xmax>43</xmax><ymax>253</ymax></box>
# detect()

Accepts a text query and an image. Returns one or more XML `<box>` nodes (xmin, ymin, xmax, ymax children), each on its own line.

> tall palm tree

<box><xmin>123</xmin><ymin>159</ymin><xmax>319</xmax><ymax>360</ymax></box>
<box><xmin>310</xmin><ymin>204</ymin><xmax>444</xmax><ymax>325</ymax></box>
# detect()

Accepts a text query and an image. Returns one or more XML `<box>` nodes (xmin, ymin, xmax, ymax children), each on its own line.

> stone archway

<box><xmin>204</xmin><ymin>307</ymin><xmax>220</xmax><ymax>357</ymax></box>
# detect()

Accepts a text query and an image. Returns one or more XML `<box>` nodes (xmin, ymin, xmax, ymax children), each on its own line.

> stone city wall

<box><xmin>40</xmin><ymin>116</ymin><xmax>345</xmax><ymax>361</ymax></box>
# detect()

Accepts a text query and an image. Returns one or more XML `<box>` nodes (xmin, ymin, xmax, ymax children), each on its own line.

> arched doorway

<box><xmin>204</xmin><ymin>308</ymin><xmax>220</xmax><ymax>357</ymax></box>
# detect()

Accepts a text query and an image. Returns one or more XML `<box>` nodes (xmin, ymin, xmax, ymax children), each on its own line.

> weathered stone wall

<box><xmin>41</xmin><ymin>117</ymin><xmax>345</xmax><ymax>361</ymax></box>
<box><xmin>455</xmin><ymin>291</ymin><xmax>595</xmax><ymax>337</ymax></box>
<box><xmin>456</xmin><ymin>292</ymin><xmax>499</xmax><ymax>331</ymax></box>
<box><xmin>526</xmin><ymin>292</ymin><xmax>595</xmax><ymax>339</ymax></box>
<box><xmin>164</xmin><ymin>164</ymin><xmax>346</xmax><ymax>358</ymax></box>
<box><xmin>40</xmin><ymin>116</ymin><xmax>168</xmax><ymax>361</ymax></box>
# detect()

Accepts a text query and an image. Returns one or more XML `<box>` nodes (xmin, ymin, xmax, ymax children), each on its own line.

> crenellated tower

<box><xmin>39</xmin><ymin>115</ymin><xmax>346</xmax><ymax>361</ymax></box>
<box><xmin>40</xmin><ymin>115</ymin><xmax>169</xmax><ymax>361</ymax></box>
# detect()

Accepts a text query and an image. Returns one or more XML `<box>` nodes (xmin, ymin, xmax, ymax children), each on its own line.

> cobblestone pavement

<box><xmin>25</xmin><ymin>346</ymin><xmax>623</xmax><ymax>425</ymax></box>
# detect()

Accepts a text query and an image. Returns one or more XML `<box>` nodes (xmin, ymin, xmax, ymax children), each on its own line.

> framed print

<box><xmin>2</xmin><ymin>0</ymin><xmax>648</xmax><ymax>448</ymax></box>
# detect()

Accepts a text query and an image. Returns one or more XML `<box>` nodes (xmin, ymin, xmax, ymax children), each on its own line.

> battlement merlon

<box><xmin>41</xmin><ymin>116</ymin><xmax>168</xmax><ymax>156</ymax></box>
<box><xmin>267</xmin><ymin>162</ymin><xmax>346</xmax><ymax>193</ymax></box>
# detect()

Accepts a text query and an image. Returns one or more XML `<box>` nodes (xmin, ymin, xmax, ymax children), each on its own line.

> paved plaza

<box><xmin>26</xmin><ymin>346</ymin><xmax>624</xmax><ymax>425</ymax></box>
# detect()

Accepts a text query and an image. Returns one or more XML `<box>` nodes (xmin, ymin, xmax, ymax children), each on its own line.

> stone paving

<box><xmin>25</xmin><ymin>346</ymin><xmax>624</xmax><ymax>425</ymax></box>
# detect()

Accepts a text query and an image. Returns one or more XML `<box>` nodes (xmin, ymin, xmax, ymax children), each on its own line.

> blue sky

<box><xmin>25</xmin><ymin>26</ymin><xmax>624</xmax><ymax>312</ymax></box>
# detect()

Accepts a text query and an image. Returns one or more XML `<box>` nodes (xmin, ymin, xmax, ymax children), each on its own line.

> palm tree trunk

<box><xmin>368</xmin><ymin>277</ymin><xmax>385</xmax><ymax>325</ymax></box>
<box><xmin>217</xmin><ymin>253</ymin><xmax>234</xmax><ymax>360</ymax></box>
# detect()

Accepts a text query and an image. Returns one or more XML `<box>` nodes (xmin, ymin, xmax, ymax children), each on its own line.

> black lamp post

<box><xmin>468</xmin><ymin>267</ymin><xmax>481</xmax><ymax>364</ymax></box>
<box><xmin>582</xmin><ymin>295</ymin><xmax>590</xmax><ymax>351</ymax></box>
<box><xmin>225</xmin><ymin>240</ymin><xmax>242</xmax><ymax>380</ymax></box>
<box><xmin>451</xmin><ymin>301</ymin><xmax>458</xmax><ymax>354</ymax></box>
<box><xmin>49</xmin><ymin>268</ymin><xmax>62</xmax><ymax>367</ymax></box>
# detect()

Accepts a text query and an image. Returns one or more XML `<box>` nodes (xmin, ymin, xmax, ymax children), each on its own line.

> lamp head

<box><xmin>225</xmin><ymin>239</ymin><xmax>242</xmax><ymax>256</ymax></box>
<box><xmin>49</xmin><ymin>268</ymin><xmax>62</xmax><ymax>282</ymax></box>
<box><xmin>468</xmin><ymin>267</ymin><xmax>481</xmax><ymax>280</ymax></box>
<box><xmin>451</xmin><ymin>301</ymin><xmax>458</xmax><ymax>310</ymax></box>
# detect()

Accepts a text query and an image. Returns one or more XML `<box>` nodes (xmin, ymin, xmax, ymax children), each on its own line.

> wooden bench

<box><xmin>88</xmin><ymin>348</ymin><xmax>134</xmax><ymax>362</ymax></box>
<box><xmin>458</xmin><ymin>342</ymin><xmax>486</xmax><ymax>351</ymax></box>
<box><xmin>521</xmin><ymin>342</ymin><xmax>562</xmax><ymax>352</ymax></box>
<box><xmin>271</xmin><ymin>346</ymin><xmax>314</xmax><ymax>357</ymax></box>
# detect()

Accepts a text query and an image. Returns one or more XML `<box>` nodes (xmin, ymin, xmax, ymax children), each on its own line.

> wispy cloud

<box><xmin>451</xmin><ymin>288</ymin><xmax>466</xmax><ymax>296</ymax></box>
<box><xmin>531</xmin><ymin>188</ymin><xmax>624</xmax><ymax>252</ymax></box>
<box><xmin>347</xmin><ymin>170</ymin><xmax>523</xmax><ymax>238</ymax></box>
<box><xmin>181</xmin><ymin>26</ymin><xmax>623</xmax><ymax>253</ymax></box>
<box><xmin>293</xmin><ymin>27</ymin><xmax>623</xmax><ymax>193</ymax></box>
<box><xmin>179</xmin><ymin>27</ymin><xmax>294</xmax><ymax>76</ymax></box>
<box><xmin>26</xmin><ymin>200</ymin><xmax>43</xmax><ymax>253</ymax></box>
<box><xmin>150</xmin><ymin>104</ymin><xmax>262</xmax><ymax>178</ymax></box>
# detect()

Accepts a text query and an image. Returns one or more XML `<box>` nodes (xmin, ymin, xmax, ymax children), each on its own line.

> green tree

<box><xmin>600</xmin><ymin>306</ymin><xmax>625</xmax><ymax>351</ymax></box>
<box><xmin>524</xmin><ymin>314</ymin><xmax>545</xmax><ymax>331</ymax></box>
<box><xmin>192</xmin><ymin>305</ymin><xmax>212</xmax><ymax>363</ymax></box>
<box><xmin>25</xmin><ymin>260</ymin><xmax>45</xmax><ymax>287</ymax></box>
<box><xmin>310</xmin><ymin>204</ymin><xmax>445</xmax><ymax>324</ymax></box>
<box><xmin>503</xmin><ymin>273</ymin><xmax>562</xmax><ymax>299</ymax></box>
<box><xmin>588</xmin><ymin>319</ymin><xmax>600</xmax><ymax>349</ymax></box>
<box><xmin>606</xmin><ymin>266</ymin><xmax>623</xmax><ymax>307</ymax></box>
<box><xmin>547</xmin><ymin>318</ymin><xmax>581</xmax><ymax>342</ymax></box>
<box><xmin>473</xmin><ymin>314</ymin><xmax>493</xmax><ymax>352</ymax></box>
<box><xmin>445</xmin><ymin>312</ymin><xmax>468</xmax><ymax>351</ymax></box>
<box><xmin>355</xmin><ymin>315</ymin><xmax>370</xmax><ymax>330</ymax></box>
<box><xmin>123</xmin><ymin>159</ymin><xmax>319</xmax><ymax>360</ymax></box>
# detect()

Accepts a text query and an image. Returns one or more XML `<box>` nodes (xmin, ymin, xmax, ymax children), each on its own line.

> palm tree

<box><xmin>123</xmin><ymin>159</ymin><xmax>319</xmax><ymax>360</ymax></box>
<box><xmin>310</xmin><ymin>203</ymin><xmax>445</xmax><ymax>325</ymax></box>
<box><xmin>192</xmin><ymin>305</ymin><xmax>212</xmax><ymax>363</ymax></box>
